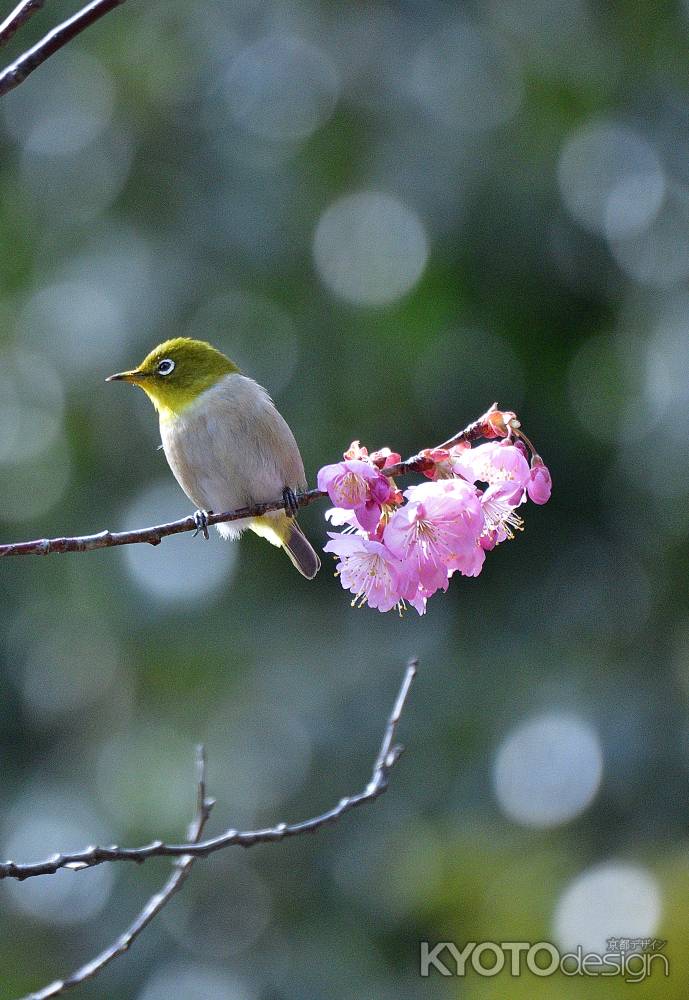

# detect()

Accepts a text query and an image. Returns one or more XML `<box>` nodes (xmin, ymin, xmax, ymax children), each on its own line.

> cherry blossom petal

<box><xmin>323</xmin><ymin>533</ymin><xmax>405</xmax><ymax>612</ymax></box>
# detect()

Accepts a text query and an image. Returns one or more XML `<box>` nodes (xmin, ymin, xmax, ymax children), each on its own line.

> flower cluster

<box><xmin>318</xmin><ymin>414</ymin><xmax>551</xmax><ymax>615</ymax></box>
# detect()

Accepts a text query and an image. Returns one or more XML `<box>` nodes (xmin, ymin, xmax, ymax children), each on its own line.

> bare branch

<box><xmin>0</xmin><ymin>408</ymin><xmax>498</xmax><ymax>558</ymax></box>
<box><xmin>0</xmin><ymin>0</ymin><xmax>46</xmax><ymax>48</ymax></box>
<box><xmin>1</xmin><ymin>659</ymin><xmax>418</xmax><ymax>883</ymax></box>
<box><xmin>0</xmin><ymin>0</ymin><xmax>126</xmax><ymax>97</ymax></box>
<box><xmin>21</xmin><ymin>746</ymin><xmax>215</xmax><ymax>1000</ymax></box>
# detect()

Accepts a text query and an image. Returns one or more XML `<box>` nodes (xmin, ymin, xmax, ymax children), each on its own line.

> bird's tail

<box><xmin>249</xmin><ymin>514</ymin><xmax>321</xmax><ymax>579</ymax></box>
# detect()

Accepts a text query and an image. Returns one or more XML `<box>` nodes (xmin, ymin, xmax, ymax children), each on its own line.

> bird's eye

<box><xmin>157</xmin><ymin>359</ymin><xmax>175</xmax><ymax>376</ymax></box>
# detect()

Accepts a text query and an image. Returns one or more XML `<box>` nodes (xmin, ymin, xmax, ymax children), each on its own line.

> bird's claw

<box><xmin>282</xmin><ymin>487</ymin><xmax>299</xmax><ymax>517</ymax></box>
<box><xmin>193</xmin><ymin>509</ymin><xmax>211</xmax><ymax>540</ymax></box>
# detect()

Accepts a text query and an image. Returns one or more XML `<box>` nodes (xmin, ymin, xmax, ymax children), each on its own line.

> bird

<box><xmin>106</xmin><ymin>337</ymin><xmax>320</xmax><ymax>579</ymax></box>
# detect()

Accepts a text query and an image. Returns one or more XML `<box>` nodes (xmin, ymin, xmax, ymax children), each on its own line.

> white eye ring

<box><xmin>157</xmin><ymin>359</ymin><xmax>175</xmax><ymax>376</ymax></box>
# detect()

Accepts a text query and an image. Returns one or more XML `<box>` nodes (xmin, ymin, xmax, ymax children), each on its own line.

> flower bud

<box><xmin>369</xmin><ymin>447</ymin><xmax>401</xmax><ymax>469</ymax></box>
<box><xmin>527</xmin><ymin>456</ymin><xmax>552</xmax><ymax>504</ymax></box>
<box><xmin>343</xmin><ymin>440</ymin><xmax>369</xmax><ymax>460</ymax></box>
<box><xmin>480</xmin><ymin>407</ymin><xmax>518</xmax><ymax>439</ymax></box>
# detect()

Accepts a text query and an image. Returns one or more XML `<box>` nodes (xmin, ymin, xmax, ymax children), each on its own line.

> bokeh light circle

<box><xmin>3</xmin><ymin>789</ymin><xmax>114</xmax><ymax>925</ymax></box>
<box><xmin>96</xmin><ymin>721</ymin><xmax>201</xmax><ymax>831</ymax></box>
<box><xmin>554</xmin><ymin>862</ymin><xmax>662</xmax><ymax>954</ymax></box>
<box><xmin>185</xmin><ymin>290</ymin><xmax>299</xmax><ymax>397</ymax></box>
<box><xmin>409</xmin><ymin>20</ymin><xmax>522</xmax><ymax>132</ymax></box>
<box><xmin>138</xmin><ymin>963</ymin><xmax>253</xmax><ymax>1000</ymax></box>
<box><xmin>558</xmin><ymin>120</ymin><xmax>665</xmax><ymax>238</ymax></box>
<box><xmin>313</xmin><ymin>191</ymin><xmax>429</xmax><ymax>306</ymax></box>
<box><xmin>18</xmin><ymin>122</ymin><xmax>134</xmax><ymax>225</ymax></box>
<box><xmin>121</xmin><ymin>479</ymin><xmax>236</xmax><ymax>605</ymax></box>
<box><xmin>21</xmin><ymin>279</ymin><xmax>127</xmax><ymax>374</ymax></box>
<box><xmin>493</xmin><ymin>713</ymin><xmax>603</xmax><ymax>828</ymax></box>
<box><xmin>224</xmin><ymin>36</ymin><xmax>339</xmax><ymax>143</ymax></box>
<box><xmin>160</xmin><ymin>855</ymin><xmax>273</xmax><ymax>959</ymax></box>
<box><xmin>0</xmin><ymin>350</ymin><xmax>64</xmax><ymax>463</ymax></box>
<box><xmin>1</xmin><ymin>50</ymin><xmax>114</xmax><ymax>155</ymax></box>
<box><xmin>0</xmin><ymin>443</ymin><xmax>71</xmax><ymax>523</ymax></box>
<box><xmin>20</xmin><ymin>624</ymin><xmax>121</xmax><ymax>724</ymax></box>
<box><xmin>609</xmin><ymin>193</ymin><xmax>689</xmax><ymax>288</ymax></box>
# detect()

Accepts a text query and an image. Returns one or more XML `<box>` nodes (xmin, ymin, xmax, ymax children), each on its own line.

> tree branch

<box><xmin>0</xmin><ymin>0</ymin><xmax>46</xmax><ymax>48</ymax></box>
<box><xmin>20</xmin><ymin>746</ymin><xmax>215</xmax><ymax>1000</ymax></box>
<box><xmin>11</xmin><ymin>661</ymin><xmax>416</xmax><ymax>999</ymax></box>
<box><xmin>0</xmin><ymin>0</ymin><xmax>126</xmax><ymax>97</ymax></box>
<box><xmin>0</xmin><ymin>409</ymin><xmax>497</xmax><ymax>558</ymax></box>
<box><xmin>0</xmin><ymin>659</ymin><xmax>417</xmax><ymax>883</ymax></box>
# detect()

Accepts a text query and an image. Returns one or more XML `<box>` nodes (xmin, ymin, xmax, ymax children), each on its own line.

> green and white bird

<box><xmin>107</xmin><ymin>338</ymin><xmax>320</xmax><ymax>579</ymax></box>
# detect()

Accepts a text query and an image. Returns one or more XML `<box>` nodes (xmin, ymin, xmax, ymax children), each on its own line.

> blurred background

<box><xmin>0</xmin><ymin>0</ymin><xmax>688</xmax><ymax>996</ymax></box>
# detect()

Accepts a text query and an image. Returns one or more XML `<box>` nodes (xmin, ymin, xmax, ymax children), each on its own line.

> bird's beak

<box><xmin>105</xmin><ymin>369</ymin><xmax>146</xmax><ymax>384</ymax></box>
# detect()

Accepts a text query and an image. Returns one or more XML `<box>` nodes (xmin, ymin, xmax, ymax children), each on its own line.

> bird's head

<box><xmin>106</xmin><ymin>338</ymin><xmax>239</xmax><ymax>416</ymax></box>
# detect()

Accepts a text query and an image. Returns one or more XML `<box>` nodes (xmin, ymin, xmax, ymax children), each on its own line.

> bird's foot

<box><xmin>193</xmin><ymin>509</ymin><xmax>212</xmax><ymax>540</ymax></box>
<box><xmin>282</xmin><ymin>487</ymin><xmax>299</xmax><ymax>518</ymax></box>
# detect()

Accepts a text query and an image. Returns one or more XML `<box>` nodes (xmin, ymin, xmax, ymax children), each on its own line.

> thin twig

<box><xmin>0</xmin><ymin>0</ymin><xmax>126</xmax><ymax>97</ymax></box>
<box><xmin>21</xmin><ymin>746</ymin><xmax>215</xmax><ymax>1000</ymax></box>
<box><xmin>0</xmin><ymin>0</ymin><xmax>46</xmax><ymax>47</ymax></box>
<box><xmin>0</xmin><ymin>660</ymin><xmax>418</xmax><ymax>883</ymax></box>
<box><xmin>0</xmin><ymin>409</ymin><xmax>497</xmax><ymax>558</ymax></box>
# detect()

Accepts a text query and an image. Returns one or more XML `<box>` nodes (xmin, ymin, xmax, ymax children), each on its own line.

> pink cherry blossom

<box><xmin>321</xmin><ymin>418</ymin><xmax>551</xmax><ymax>614</ymax></box>
<box><xmin>318</xmin><ymin>459</ymin><xmax>378</xmax><ymax>507</ymax></box>
<box><xmin>384</xmin><ymin>478</ymin><xmax>485</xmax><ymax>595</ymax></box>
<box><xmin>448</xmin><ymin>538</ymin><xmax>486</xmax><ymax>578</ymax></box>
<box><xmin>323</xmin><ymin>533</ymin><xmax>406</xmax><ymax>612</ymax></box>
<box><xmin>317</xmin><ymin>459</ymin><xmax>392</xmax><ymax>532</ymax></box>
<box><xmin>325</xmin><ymin>507</ymin><xmax>365</xmax><ymax>532</ymax></box>
<box><xmin>480</xmin><ymin>482</ymin><xmax>525</xmax><ymax>544</ymax></box>
<box><xmin>479</xmin><ymin>529</ymin><xmax>499</xmax><ymax>551</ymax></box>
<box><xmin>527</xmin><ymin>457</ymin><xmax>552</xmax><ymax>505</ymax></box>
<box><xmin>354</xmin><ymin>497</ymin><xmax>385</xmax><ymax>532</ymax></box>
<box><xmin>452</xmin><ymin>441</ymin><xmax>530</xmax><ymax>495</ymax></box>
<box><xmin>400</xmin><ymin>576</ymin><xmax>429</xmax><ymax>615</ymax></box>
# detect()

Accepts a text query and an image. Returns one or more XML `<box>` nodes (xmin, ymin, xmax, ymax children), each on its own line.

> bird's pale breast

<box><xmin>159</xmin><ymin>374</ymin><xmax>306</xmax><ymax>518</ymax></box>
